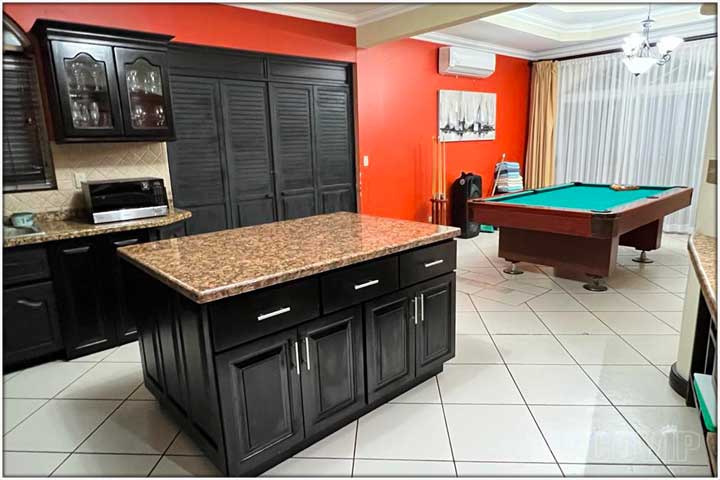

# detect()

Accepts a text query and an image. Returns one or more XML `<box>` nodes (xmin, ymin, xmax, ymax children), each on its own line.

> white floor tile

<box><xmin>471</xmin><ymin>295</ymin><xmax>532</xmax><ymax>312</ymax></box>
<box><xmin>353</xmin><ymin>459</ymin><xmax>456</xmax><ymax>476</ymax></box>
<box><xmin>69</xmin><ymin>347</ymin><xmax>118</xmax><ymax>363</ymax></box>
<box><xmin>3</xmin><ymin>370</ymin><xmax>22</xmax><ymax>382</ymax></box>
<box><xmin>77</xmin><ymin>401</ymin><xmax>179</xmax><ymax>454</ymax></box>
<box><xmin>622</xmin><ymin>335</ymin><xmax>680</xmax><ymax>364</ymax></box>
<box><xmin>295</xmin><ymin>421</ymin><xmax>356</xmax><ymax>459</ymax></box>
<box><xmin>583</xmin><ymin>365</ymin><xmax>685</xmax><ymax>406</ymax></box>
<box><xmin>391</xmin><ymin>377</ymin><xmax>441</xmax><ymax>404</ymax></box>
<box><xmin>438</xmin><ymin>364</ymin><xmax>523</xmax><ymax>404</ymax></box>
<box><xmin>622</xmin><ymin>293</ymin><xmax>685</xmax><ymax>311</ymax></box>
<box><xmin>473</xmin><ymin>285</ymin><xmax>540</xmax><ymax>306</ymax></box>
<box><xmin>458</xmin><ymin>268</ymin><xmax>506</xmax><ymax>285</ymax></box>
<box><xmin>528</xmin><ymin>293</ymin><xmax>586</xmax><ymax>312</ymax></box>
<box><xmin>3</xmin><ymin>398</ymin><xmax>47</xmax><ymax>434</ymax></box>
<box><xmin>666</xmin><ymin>465</ymin><xmax>713</xmax><ymax>476</ymax></box>
<box><xmin>626</xmin><ymin>265</ymin><xmax>688</xmax><ymax>279</ymax></box>
<box><xmin>4</xmin><ymin>399</ymin><xmax>120</xmax><ymax>452</ymax></box>
<box><xmin>480</xmin><ymin>311</ymin><xmax>549</xmax><ymax>334</ymax></box>
<box><xmin>52</xmin><ymin>453</ymin><xmax>159</xmax><ymax>477</ymax></box>
<box><xmin>152</xmin><ymin>456</ymin><xmax>222</xmax><ymax>476</ymax></box>
<box><xmin>56</xmin><ymin>362</ymin><xmax>143</xmax><ymax>400</ymax></box>
<box><xmin>619</xmin><ymin>406</ymin><xmax>710</xmax><ymax>465</ymax></box>
<box><xmin>457</xmin><ymin>255</ymin><xmax>494</xmax><ymax>270</ymax></box>
<box><xmin>651</xmin><ymin>276</ymin><xmax>689</xmax><ymax>293</ymax></box>
<box><xmin>3</xmin><ymin>452</ymin><xmax>68</xmax><ymax>476</ymax></box>
<box><xmin>456</xmin><ymin>462</ymin><xmax>561</xmax><ymax>476</ymax></box>
<box><xmin>167</xmin><ymin>430</ymin><xmax>204</xmax><ymax>456</ymax></box>
<box><xmin>560</xmin><ymin>463</ymin><xmax>670</xmax><ymax>476</ymax></box>
<box><xmin>607</xmin><ymin>274</ymin><xmax>667</xmax><ymax>293</ymax></box>
<box><xmin>594</xmin><ymin>311</ymin><xmax>679</xmax><ymax>335</ymax></box>
<box><xmin>502</xmin><ymin>275</ymin><xmax>565</xmax><ymax>293</ymax></box>
<box><xmin>552</xmin><ymin>276</ymin><xmax>614</xmax><ymax>293</ymax></box>
<box><xmin>535</xmin><ymin>311</ymin><xmax>613</xmax><ymax>334</ymax></box>
<box><xmin>444</xmin><ymin>404</ymin><xmax>554</xmax><ymax>462</ymax></box>
<box><xmin>457</xmin><ymin>276</ymin><xmax>491</xmax><ymax>295</ymax></box>
<box><xmin>4</xmin><ymin>362</ymin><xmax>94</xmax><ymax>399</ymax></box>
<box><xmin>509</xmin><ymin>365</ymin><xmax>608</xmax><ymax>405</ymax></box>
<box><xmin>556</xmin><ymin>335</ymin><xmax>648</xmax><ymax>365</ymax></box>
<box><xmin>102</xmin><ymin>341</ymin><xmax>142</xmax><ymax>362</ymax></box>
<box><xmin>573</xmin><ymin>293</ymin><xmax>643</xmax><ymax>312</ymax></box>
<box><xmin>456</xmin><ymin>311</ymin><xmax>488</xmax><ymax>334</ymax></box>
<box><xmin>450</xmin><ymin>335</ymin><xmax>503</xmax><ymax>364</ymax></box>
<box><xmin>129</xmin><ymin>384</ymin><xmax>155</xmax><ymax>400</ymax></box>
<box><xmin>493</xmin><ymin>335</ymin><xmax>575</xmax><ymax>364</ymax></box>
<box><xmin>456</xmin><ymin>292</ymin><xmax>477</xmax><ymax>312</ymax></box>
<box><xmin>530</xmin><ymin>405</ymin><xmax>660</xmax><ymax>464</ymax></box>
<box><xmin>355</xmin><ymin>403</ymin><xmax>452</xmax><ymax>461</ymax></box>
<box><xmin>651</xmin><ymin>311</ymin><xmax>683</xmax><ymax>331</ymax></box>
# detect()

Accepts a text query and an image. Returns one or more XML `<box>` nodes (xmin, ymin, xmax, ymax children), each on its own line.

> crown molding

<box><xmin>413</xmin><ymin>31</ymin><xmax>536</xmax><ymax>60</ymax></box>
<box><xmin>229</xmin><ymin>3</ymin><xmax>424</xmax><ymax>27</ymax></box>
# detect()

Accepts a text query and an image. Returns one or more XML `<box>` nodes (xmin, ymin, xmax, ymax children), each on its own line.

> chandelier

<box><xmin>622</xmin><ymin>5</ymin><xmax>683</xmax><ymax>76</ymax></box>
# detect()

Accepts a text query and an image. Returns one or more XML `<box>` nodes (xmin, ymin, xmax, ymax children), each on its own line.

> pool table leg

<box><xmin>620</xmin><ymin>219</ymin><xmax>663</xmax><ymax>264</ymax></box>
<box><xmin>583</xmin><ymin>275</ymin><xmax>608</xmax><ymax>292</ymax></box>
<box><xmin>503</xmin><ymin>262</ymin><xmax>524</xmax><ymax>275</ymax></box>
<box><xmin>632</xmin><ymin>250</ymin><xmax>654</xmax><ymax>264</ymax></box>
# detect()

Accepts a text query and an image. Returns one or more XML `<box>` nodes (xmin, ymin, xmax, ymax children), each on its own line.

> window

<box><xmin>3</xmin><ymin>14</ymin><xmax>55</xmax><ymax>192</ymax></box>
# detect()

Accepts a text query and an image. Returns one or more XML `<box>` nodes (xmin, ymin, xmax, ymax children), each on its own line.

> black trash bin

<box><xmin>451</xmin><ymin>172</ymin><xmax>481</xmax><ymax>239</ymax></box>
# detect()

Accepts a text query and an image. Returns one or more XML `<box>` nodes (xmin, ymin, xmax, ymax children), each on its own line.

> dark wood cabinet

<box><xmin>3</xmin><ymin>281</ymin><xmax>63</xmax><ymax>365</ymax></box>
<box><xmin>415</xmin><ymin>274</ymin><xmax>456</xmax><ymax>377</ymax></box>
<box><xmin>31</xmin><ymin>20</ymin><xmax>174</xmax><ymax>143</ymax></box>
<box><xmin>299</xmin><ymin>307</ymin><xmax>365</xmax><ymax>436</ymax></box>
<box><xmin>217</xmin><ymin>328</ymin><xmax>304</xmax><ymax>475</ymax></box>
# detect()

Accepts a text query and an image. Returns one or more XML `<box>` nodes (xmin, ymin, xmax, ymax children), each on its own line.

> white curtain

<box><xmin>555</xmin><ymin>39</ymin><xmax>716</xmax><ymax>232</ymax></box>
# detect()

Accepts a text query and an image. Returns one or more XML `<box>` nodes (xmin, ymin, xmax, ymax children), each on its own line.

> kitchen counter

<box><xmin>3</xmin><ymin>208</ymin><xmax>191</xmax><ymax>248</ymax></box>
<box><xmin>689</xmin><ymin>232</ymin><xmax>717</xmax><ymax>321</ymax></box>
<box><xmin>119</xmin><ymin>212</ymin><xmax>460</xmax><ymax>303</ymax></box>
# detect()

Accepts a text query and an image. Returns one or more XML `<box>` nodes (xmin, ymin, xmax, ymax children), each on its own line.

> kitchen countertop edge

<box><xmin>689</xmin><ymin>232</ymin><xmax>717</xmax><ymax>321</ymax></box>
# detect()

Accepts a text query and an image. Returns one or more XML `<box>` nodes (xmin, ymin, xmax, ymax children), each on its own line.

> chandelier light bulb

<box><xmin>623</xmin><ymin>56</ymin><xmax>657</xmax><ymax>76</ymax></box>
<box><xmin>658</xmin><ymin>36</ymin><xmax>683</xmax><ymax>55</ymax></box>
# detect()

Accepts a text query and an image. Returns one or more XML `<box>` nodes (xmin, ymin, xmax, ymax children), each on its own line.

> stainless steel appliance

<box><xmin>82</xmin><ymin>177</ymin><xmax>168</xmax><ymax>224</ymax></box>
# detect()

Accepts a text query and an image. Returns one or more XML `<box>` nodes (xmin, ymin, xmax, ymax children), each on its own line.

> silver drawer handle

<box><xmin>354</xmin><ymin>279</ymin><xmax>379</xmax><ymax>290</ymax></box>
<box><xmin>17</xmin><ymin>299</ymin><xmax>43</xmax><ymax>308</ymax></box>
<box><xmin>424</xmin><ymin>259</ymin><xmax>444</xmax><ymax>268</ymax></box>
<box><xmin>257</xmin><ymin>307</ymin><xmax>291</xmax><ymax>321</ymax></box>
<box><xmin>294</xmin><ymin>341</ymin><xmax>300</xmax><ymax>376</ymax></box>
<box><xmin>305</xmin><ymin>337</ymin><xmax>311</xmax><ymax>371</ymax></box>
<box><xmin>413</xmin><ymin>296</ymin><xmax>418</xmax><ymax>325</ymax></box>
<box><xmin>420</xmin><ymin>293</ymin><xmax>425</xmax><ymax>322</ymax></box>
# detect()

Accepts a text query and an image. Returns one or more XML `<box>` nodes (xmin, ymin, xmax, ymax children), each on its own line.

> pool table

<box><xmin>468</xmin><ymin>182</ymin><xmax>693</xmax><ymax>291</ymax></box>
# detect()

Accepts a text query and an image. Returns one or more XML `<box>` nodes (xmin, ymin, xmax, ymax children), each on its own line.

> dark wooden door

<box><xmin>298</xmin><ymin>307</ymin><xmax>365</xmax><ymax>436</ymax></box>
<box><xmin>49</xmin><ymin>40</ymin><xmax>123</xmax><ymax>138</ymax></box>
<box><xmin>220</xmin><ymin>80</ymin><xmax>276</xmax><ymax>228</ymax></box>
<box><xmin>53</xmin><ymin>239</ymin><xmax>115</xmax><ymax>358</ymax></box>
<box><xmin>269</xmin><ymin>83</ymin><xmax>317</xmax><ymax>220</ymax></box>
<box><xmin>114</xmin><ymin>47</ymin><xmax>174</xmax><ymax>138</ymax></box>
<box><xmin>415</xmin><ymin>273</ymin><xmax>455</xmax><ymax>377</ymax></box>
<box><xmin>312</xmin><ymin>85</ymin><xmax>356</xmax><ymax>214</ymax></box>
<box><xmin>364</xmin><ymin>289</ymin><xmax>416</xmax><ymax>404</ymax></box>
<box><xmin>167</xmin><ymin>75</ymin><xmax>229</xmax><ymax>234</ymax></box>
<box><xmin>3</xmin><ymin>282</ymin><xmax>63</xmax><ymax>366</ymax></box>
<box><xmin>217</xmin><ymin>328</ymin><xmax>304</xmax><ymax>475</ymax></box>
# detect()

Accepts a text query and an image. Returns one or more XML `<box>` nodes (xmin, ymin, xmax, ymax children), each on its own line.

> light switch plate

<box><xmin>363</xmin><ymin>155</ymin><xmax>369</xmax><ymax>167</ymax></box>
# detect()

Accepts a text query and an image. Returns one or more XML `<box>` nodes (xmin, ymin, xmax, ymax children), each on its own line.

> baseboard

<box><xmin>669</xmin><ymin>362</ymin><xmax>690</xmax><ymax>402</ymax></box>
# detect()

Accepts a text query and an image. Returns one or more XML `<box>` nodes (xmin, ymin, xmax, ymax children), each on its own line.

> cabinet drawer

<box><xmin>399</xmin><ymin>241</ymin><xmax>456</xmax><ymax>287</ymax></box>
<box><xmin>3</xmin><ymin>246</ymin><xmax>51</xmax><ymax>286</ymax></box>
<box><xmin>321</xmin><ymin>256</ymin><xmax>399</xmax><ymax>314</ymax></box>
<box><xmin>209</xmin><ymin>277</ymin><xmax>320</xmax><ymax>352</ymax></box>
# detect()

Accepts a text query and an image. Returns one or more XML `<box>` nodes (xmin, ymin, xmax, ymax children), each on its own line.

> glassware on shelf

<box><xmin>89</xmin><ymin>102</ymin><xmax>100</xmax><ymax>126</ymax></box>
<box><xmin>63</xmin><ymin>53</ymin><xmax>113</xmax><ymax>129</ymax></box>
<box><xmin>154</xmin><ymin>105</ymin><xmax>165</xmax><ymax>127</ymax></box>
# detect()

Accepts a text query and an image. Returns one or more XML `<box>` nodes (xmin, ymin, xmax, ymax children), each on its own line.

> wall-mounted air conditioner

<box><xmin>438</xmin><ymin>46</ymin><xmax>496</xmax><ymax>79</ymax></box>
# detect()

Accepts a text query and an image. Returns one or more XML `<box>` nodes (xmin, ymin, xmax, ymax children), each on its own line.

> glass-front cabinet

<box><xmin>31</xmin><ymin>20</ymin><xmax>175</xmax><ymax>142</ymax></box>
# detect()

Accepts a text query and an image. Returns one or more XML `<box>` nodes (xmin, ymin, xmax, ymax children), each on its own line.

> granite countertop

<box><xmin>689</xmin><ymin>233</ymin><xmax>717</xmax><ymax>321</ymax></box>
<box><xmin>119</xmin><ymin>212</ymin><xmax>461</xmax><ymax>303</ymax></box>
<box><xmin>3</xmin><ymin>208</ymin><xmax>192</xmax><ymax>248</ymax></box>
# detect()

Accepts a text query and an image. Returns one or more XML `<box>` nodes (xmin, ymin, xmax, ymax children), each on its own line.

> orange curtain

<box><xmin>524</xmin><ymin>61</ymin><xmax>558</xmax><ymax>189</ymax></box>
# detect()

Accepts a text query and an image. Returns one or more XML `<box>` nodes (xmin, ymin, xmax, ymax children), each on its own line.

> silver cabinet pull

<box><xmin>413</xmin><ymin>296</ymin><xmax>418</xmax><ymax>325</ymax></box>
<box><xmin>257</xmin><ymin>307</ymin><xmax>291</xmax><ymax>321</ymax></box>
<box><xmin>294</xmin><ymin>341</ymin><xmax>300</xmax><ymax>376</ymax></box>
<box><xmin>354</xmin><ymin>279</ymin><xmax>379</xmax><ymax>290</ymax></box>
<box><xmin>420</xmin><ymin>293</ymin><xmax>425</xmax><ymax>322</ymax></box>
<box><xmin>304</xmin><ymin>337</ymin><xmax>311</xmax><ymax>371</ymax></box>
<box><xmin>17</xmin><ymin>299</ymin><xmax>43</xmax><ymax>308</ymax></box>
<box><xmin>424</xmin><ymin>259</ymin><xmax>444</xmax><ymax>268</ymax></box>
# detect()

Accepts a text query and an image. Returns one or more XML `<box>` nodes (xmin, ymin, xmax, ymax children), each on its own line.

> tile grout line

<box><xmin>434</xmin><ymin>376</ymin><xmax>459</xmax><ymax>477</ymax></box>
<box><xmin>350</xmin><ymin>420</ymin><xmax>359</xmax><ymax>477</ymax></box>
<box><xmin>147</xmin><ymin>429</ymin><xmax>182</xmax><ymax>477</ymax></box>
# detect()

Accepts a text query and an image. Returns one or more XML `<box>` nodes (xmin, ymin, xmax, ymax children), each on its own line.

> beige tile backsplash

<box><xmin>3</xmin><ymin>141</ymin><xmax>173</xmax><ymax>215</ymax></box>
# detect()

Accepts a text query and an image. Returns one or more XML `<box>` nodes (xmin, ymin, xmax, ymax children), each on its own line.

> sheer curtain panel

<box><xmin>555</xmin><ymin>39</ymin><xmax>716</xmax><ymax>232</ymax></box>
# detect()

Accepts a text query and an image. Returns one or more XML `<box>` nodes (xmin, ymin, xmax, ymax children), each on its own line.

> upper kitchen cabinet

<box><xmin>31</xmin><ymin>20</ymin><xmax>175</xmax><ymax>142</ymax></box>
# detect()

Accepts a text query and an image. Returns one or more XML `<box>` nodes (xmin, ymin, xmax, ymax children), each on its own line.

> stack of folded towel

<box><xmin>495</xmin><ymin>161</ymin><xmax>523</xmax><ymax>193</ymax></box>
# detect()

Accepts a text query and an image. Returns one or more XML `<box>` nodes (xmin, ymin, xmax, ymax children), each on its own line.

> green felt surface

<box><xmin>491</xmin><ymin>184</ymin><xmax>669</xmax><ymax>211</ymax></box>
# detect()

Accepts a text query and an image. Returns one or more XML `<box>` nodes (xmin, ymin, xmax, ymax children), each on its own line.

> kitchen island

<box><xmin>118</xmin><ymin>212</ymin><xmax>460</xmax><ymax>476</ymax></box>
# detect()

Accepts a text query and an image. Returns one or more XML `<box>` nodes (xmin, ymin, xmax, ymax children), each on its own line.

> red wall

<box><xmin>356</xmin><ymin>39</ymin><xmax>530</xmax><ymax>221</ymax></box>
<box><xmin>4</xmin><ymin>3</ymin><xmax>530</xmax><ymax>224</ymax></box>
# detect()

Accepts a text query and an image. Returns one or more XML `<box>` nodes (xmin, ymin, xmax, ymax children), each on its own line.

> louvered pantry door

<box><xmin>220</xmin><ymin>80</ymin><xmax>277</xmax><ymax>228</ymax></box>
<box><xmin>269</xmin><ymin>84</ymin><xmax>317</xmax><ymax>220</ymax></box>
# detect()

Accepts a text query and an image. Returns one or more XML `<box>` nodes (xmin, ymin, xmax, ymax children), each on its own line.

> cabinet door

<box><xmin>114</xmin><ymin>48</ymin><xmax>174</xmax><ymax>138</ymax></box>
<box><xmin>167</xmin><ymin>76</ymin><xmax>229</xmax><ymax>234</ymax></box>
<box><xmin>54</xmin><ymin>240</ymin><xmax>115</xmax><ymax>358</ymax></box>
<box><xmin>299</xmin><ymin>307</ymin><xmax>365</xmax><ymax>436</ymax></box>
<box><xmin>313</xmin><ymin>86</ymin><xmax>356</xmax><ymax>214</ymax></box>
<box><xmin>415</xmin><ymin>273</ymin><xmax>456</xmax><ymax>377</ymax></box>
<box><xmin>221</xmin><ymin>80</ymin><xmax>276</xmax><ymax>228</ymax></box>
<box><xmin>217</xmin><ymin>329</ymin><xmax>304</xmax><ymax>475</ymax></box>
<box><xmin>50</xmin><ymin>40</ymin><xmax>123</xmax><ymax>138</ymax></box>
<box><xmin>269</xmin><ymin>84</ymin><xmax>317</xmax><ymax>220</ymax></box>
<box><xmin>364</xmin><ymin>289</ymin><xmax>416</xmax><ymax>404</ymax></box>
<box><xmin>3</xmin><ymin>282</ymin><xmax>62</xmax><ymax>366</ymax></box>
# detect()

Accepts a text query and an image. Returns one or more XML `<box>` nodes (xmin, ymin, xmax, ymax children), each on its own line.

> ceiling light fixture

<box><xmin>622</xmin><ymin>4</ymin><xmax>683</xmax><ymax>76</ymax></box>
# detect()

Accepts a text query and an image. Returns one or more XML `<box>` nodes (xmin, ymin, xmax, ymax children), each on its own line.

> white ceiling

<box><xmin>233</xmin><ymin>3</ymin><xmax>716</xmax><ymax>60</ymax></box>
